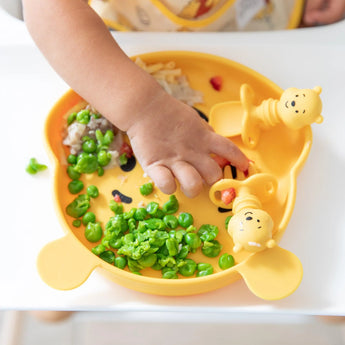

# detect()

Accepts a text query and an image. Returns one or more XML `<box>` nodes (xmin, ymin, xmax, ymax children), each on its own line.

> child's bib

<box><xmin>90</xmin><ymin>0</ymin><xmax>304</xmax><ymax>31</ymax></box>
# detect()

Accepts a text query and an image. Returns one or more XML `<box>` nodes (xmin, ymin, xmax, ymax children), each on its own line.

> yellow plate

<box><xmin>38</xmin><ymin>51</ymin><xmax>308</xmax><ymax>299</ymax></box>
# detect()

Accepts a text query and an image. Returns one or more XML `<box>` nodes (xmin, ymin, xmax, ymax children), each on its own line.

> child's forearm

<box><xmin>22</xmin><ymin>0</ymin><xmax>162</xmax><ymax>131</ymax></box>
<box><xmin>23</xmin><ymin>0</ymin><xmax>249</xmax><ymax>198</ymax></box>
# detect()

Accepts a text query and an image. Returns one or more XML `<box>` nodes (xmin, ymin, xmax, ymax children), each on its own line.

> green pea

<box><xmin>75</xmin><ymin>153</ymin><xmax>98</xmax><ymax>174</ymax></box>
<box><xmin>123</xmin><ymin>233</ymin><xmax>134</xmax><ymax>244</ymax></box>
<box><xmin>66</xmin><ymin>194</ymin><xmax>90</xmax><ymax>218</ymax></box>
<box><xmin>198</xmin><ymin>224</ymin><xmax>219</xmax><ymax>242</ymax></box>
<box><xmin>86</xmin><ymin>185</ymin><xmax>99</xmax><ymax>198</ymax></box>
<box><xmin>77</xmin><ymin>152</ymin><xmax>88</xmax><ymax>160</ymax></box>
<box><xmin>114</xmin><ymin>256</ymin><xmax>127</xmax><ymax>269</ymax></box>
<box><xmin>140</xmin><ymin>182</ymin><xmax>154</xmax><ymax>196</ymax></box>
<box><xmin>99</xmin><ymin>250</ymin><xmax>115</xmax><ymax>264</ymax></box>
<box><xmin>105</xmin><ymin>214</ymin><xmax>128</xmax><ymax>234</ymax></box>
<box><xmin>127</xmin><ymin>258</ymin><xmax>143</xmax><ymax>273</ymax></box>
<box><xmin>67</xmin><ymin>112</ymin><xmax>77</xmax><ymax>125</ymax></box>
<box><xmin>85</xmin><ymin>222</ymin><xmax>103</xmax><ymax>242</ymax></box>
<box><xmin>134</xmin><ymin>208</ymin><xmax>147</xmax><ymax>221</ymax></box>
<box><xmin>176</xmin><ymin>244</ymin><xmax>189</xmax><ymax>259</ymax></box>
<box><xmin>225</xmin><ymin>216</ymin><xmax>232</xmax><ymax>228</ymax></box>
<box><xmin>202</xmin><ymin>240</ymin><xmax>222</xmax><ymax>258</ymax></box>
<box><xmin>82</xmin><ymin>139</ymin><xmax>97</xmax><ymax>153</ymax></box>
<box><xmin>72</xmin><ymin>219</ymin><xmax>81</xmax><ymax>228</ymax></box>
<box><xmin>91</xmin><ymin>112</ymin><xmax>101</xmax><ymax>119</ymax></box>
<box><xmin>144</xmin><ymin>218</ymin><xmax>166</xmax><ymax>230</ymax></box>
<box><xmin>67</xmin><ymin>154</ymin><xmax>77</xmax><ymax>165</ymax></box>
<box><xmin>163</xmin><ymin>215</ymin><xmax>179</xmax><ymax>229</ymax></box>
<box><xmin>218</xmin><ymin>253</ymin><xmax>235</xmax><ymax>270</ymax></box>
<box><xmin>103</xmin><ymin>130</ymin><xmax>114</xmax><ymax>145</ymax></box>
<box><xmin>67</xmin><ymin>165</ymin><xmax>81</xmax><ymax>180</ymax></box>
<box><xmin>162</xmin><ymin>195</ymin><xmax>179</xmax><ymax>214</ymax></box>
<box><xmin>178</xmin><ymin>259</ymin><xmax>197</xmax><ymax>277</ymax></box>
<box><xmin>68</xmin><ymin>180</ymin><xmax>84</xmax><ymax>194</ymax></box>
<box><xmin>26</xmin><ymin>158</ymin><xmax>47</xmax><ymax>175</ymax></box>
<box><xmin>97</xmin><ymin>166</ymin><xmax>104</xmax><ymax>177</ymax></box>
<box><xmin>123</xmin><ymin>208</ymin><xmax>136</xmax><ymax>220</ymax></box>
<box><xmin>76</xmin><ymin>109</ymin><xmax>90</xmax><ymax>124</ymax></box>
<box><xmin>82</xmin><ymin>211</ymin><xmax>96</xmax><ymax>225</ymax></box>
<box><xmin>138</xmin><ymin>254</ymin><xmax>157</xmax><ymax>268</ymax></box>
<box><xmin>184</xmin><ymin>233</ymin><xmax>201</xmax><ymax>252</ymax></box>
<box><xmin>109</xmin><ymin>238</ymin><xmax>122</xmax><ymax>249</ymax></box>
<box><xmin>137</xmin><ymin>221</ymin><xmax>147</xmax><ymax>233</ymax></box>
<box><xmin>196</xmin><ymin>263</ymin><xmax>213</xmax><ymax>277</ymax></box>
<box><xmin>109</xmin><ymin>200</ymin><xmax>124</xmax><ymax>214</ymax></box>
<box><xmin>152</xmin><ymin>262</ymin><xmax>163</xmax><ymax>271</ymax></box>
<box><xmin>178</xmin><ymin>212</ymin><xmax>194</xmax><ymax>228</ymax></box>
<box><xmin>101</xmin><ymin>237</ymin><xmax>110</xmax><ymax>249</ymax></box>
<box><xmin>128</xmin><ymin>218</ymin><xmax>136</xmax><ymax>232</ymax></box>
<box><xmin>119</xmin><ymin>153</ymin><xmax>128</xmax><ymax>166</ymax></box>
<box><xmin>153</xmin><ymin>208</ymin><xmax>165</xmax><ymax>219</ymax></box>
<box><xmin>95</xmin><ymin>129</ymin><xmax>104</xmax><ymax>144</ymax></box>
<box><xmin>91</xmin><ymin>244</ymin><xmax>106</xmax><ymax>256</ymax></box>
<box><xmin>175</xmin><ymin>229</ymin><xmax>186</xmax><ymax>243</ymax></box>
<box><xmin>146</xmin><ymin>202</ymin><xmax>159</xmax><ymax>215</ymax></box>
<box><xmin>186</xmin><ymin>225</ymin><xmax>196</xmax><ymax>233</ymax></box>
<box><xmin>162</xmin><ymin>270</ymin><xmax>178</xmax><ymax>279</ymax></box>
<box><xmin>166</xmin><ymin>238</ymin><xmax>179</xmax><ymax>256</ymax></box>
<box><xmin>97</xmin><ymin>150</ymin><xmax>111</xmax><ymax>167</ymax></box>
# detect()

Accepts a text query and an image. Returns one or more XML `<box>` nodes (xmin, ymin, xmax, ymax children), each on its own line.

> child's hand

<box><xmin>303</xmin><ymin>0</ymin><xmax>345</xmax><ymax>25</ymax></box>
<box><xmin>126</xmin><ymin>91</ymin><xmax>249</xmax><ymax>198</ymax></box>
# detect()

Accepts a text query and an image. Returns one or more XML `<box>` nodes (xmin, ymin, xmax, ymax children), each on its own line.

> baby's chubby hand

<box><xmin>126</xmin><ymin>91</ymin><xmax>249</xmax><ymax>198</ymax></box>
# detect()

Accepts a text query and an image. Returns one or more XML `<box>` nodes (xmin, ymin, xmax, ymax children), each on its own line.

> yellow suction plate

<box><xmin>38</xmin><ymin>51</ymin><xmax>310</xmax><ymax>299</ymax></box>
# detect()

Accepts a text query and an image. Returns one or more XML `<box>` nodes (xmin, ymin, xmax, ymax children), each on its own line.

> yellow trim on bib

<box><xmin>287</xmin><ymin>0</ymin><xmax>305</xmax><ymax>29</ymax></box>
<box><xmin>103</xmin><ymin>18</ymin><xmax>130</xmax><ymax>31</ymax></box>
<box><xmin>149</xmin><ymin>0</ymin><xmax>237</xmax><ymax>28</ymax></box>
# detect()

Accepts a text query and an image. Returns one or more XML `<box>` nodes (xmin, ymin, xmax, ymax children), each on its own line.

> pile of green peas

<box><xmin>64</xmin><ymin>108</ymin><xmax>236</xmax><ymax>276</ymax></box>
<box><xmin>89</xmin><ymin>194</ymin><xmax>235</xmax><ymax>278</ymax></box>
<box><xmin>66</xmin><ymin>185</ymin><xmax>100</xmax><ymax>228</ymax></box>
<box><xmin>66</xmin><ymin>108</ymin><xmax>119</xmax><ymax>195</ymax></box>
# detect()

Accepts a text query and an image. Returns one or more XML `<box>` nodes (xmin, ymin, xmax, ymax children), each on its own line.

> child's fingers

<box><xmin>188</xmin><ymin>155</ymin><xmax>223</xmax><ymax>186</ymax></box>
<box><xmin>146</xmin><ymin>164</ymin><xmax>176</xmax><ymax>195</ymax></box>
<box><xmin>171</xmin><ymin>161</ymin><xmax>204</xmax><ymax>198</ymax></box>
<box><xmin>209</xmin><ymin>133</ymin><xmax>249</xmax><ymax>172</ymax></box>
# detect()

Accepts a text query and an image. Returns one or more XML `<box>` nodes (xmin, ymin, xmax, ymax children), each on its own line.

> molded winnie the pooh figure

<box><xmin>209</xmin><ymin>173</ymin><xmax>278</xmax><ymax>253</ymax></box>
<box><xmin>277</xmin><ymin>86</ymin><xmax>323</xmax><ymax>130</ymax></box>
<box><xmin>240</xmin><ymin>84</ymin><xmax>323</xmax><ymax>147</ymax></box>
<box><xmin>227</xmin><ymin>191</ymin><xmax>276</xmax><ymax>253</ymax></box>
<box><xmin>228</xmin><ymin>208</ymin><xmax>276</xmax><ymax>253</ymax></box>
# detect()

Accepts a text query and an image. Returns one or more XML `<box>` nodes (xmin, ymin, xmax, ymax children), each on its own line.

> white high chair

<box><xmin>0</xmin><ymin>0</ymin><xmax>22</xmax><ymax>20</ymax></box>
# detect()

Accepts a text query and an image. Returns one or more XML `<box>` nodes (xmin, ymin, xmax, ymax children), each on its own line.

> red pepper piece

<box><xmin>210</xmin><ymin>76</ymin><xmax>223</xmax><ymax>91</ymax></box>
<box><xmin>119</xmin><ymin>142</ymin><xmax>133</xmax><ymax>158</ymax></box>
<box><xmin>196</xmin><ymin>0</ymin><xmax>212</xmax><ymax>17</ymax></box>
<box><xmin>114</xmin><ymin>194</ymin><xmax>121</xmax><ymax>203</ymax></box>
<box><xmin>221</xmin><ymin>188</ymin><xmax>236</xmax><ymax>205</ymax></box>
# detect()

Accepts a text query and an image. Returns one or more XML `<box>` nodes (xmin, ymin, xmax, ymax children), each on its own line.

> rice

<box><xmin>63</xmin><ymin>122</ymin><xmax>87</xmax><ymax>155</ymax></box>
<box><xmin>157</xmin><ymin>76</ymin><xmax>203</xmax><ymax>106</ymax></box>
<box><xmin>135</xmin><ymin>57</ymin><xmax>204</xmax><ymax>106</ymax></box>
